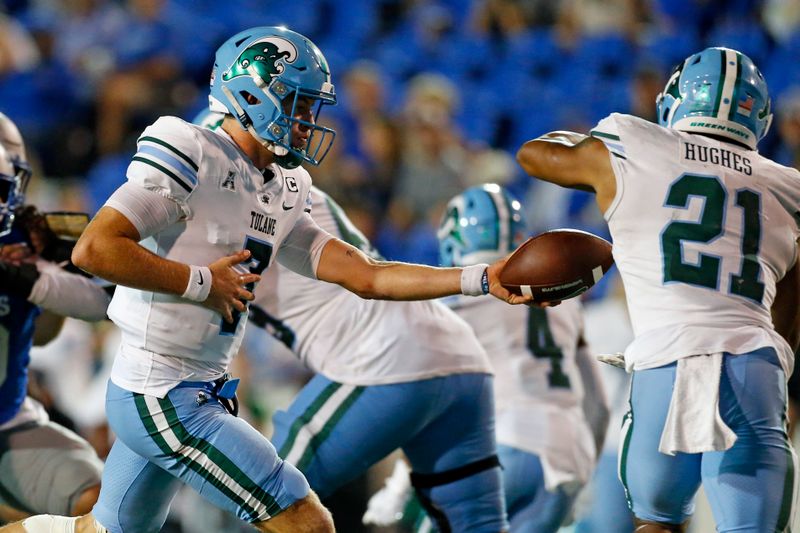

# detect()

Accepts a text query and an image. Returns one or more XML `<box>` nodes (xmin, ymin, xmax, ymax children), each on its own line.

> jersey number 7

<box><xmin>220</xmin><ymin>236</ymin><xmax>273</xmax><ymax>335</ymax></box>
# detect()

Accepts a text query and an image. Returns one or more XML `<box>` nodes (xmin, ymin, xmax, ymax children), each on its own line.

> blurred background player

<box><xmin>0</xmin><ymin>112</ymin><xmax>109</xmax><ymax>524</ymax></box>
<box><xmin>362</xmin><ymin>184</ymin><xmax>610</xmax><ymax>533</ymax></box>
<box><xmin>517</xmin><ymin>47</ymin><xmax>800</xmax><ymax>533</ymax></box>
<box><xmin>251</xmin><ymin>184</ymin><xmax>508</xmax><ymax>533</ymax></box>
<box><xmin>436</xmin><ymin>184</ymin><xmax>609</xmax><ymax>532</ymax></box>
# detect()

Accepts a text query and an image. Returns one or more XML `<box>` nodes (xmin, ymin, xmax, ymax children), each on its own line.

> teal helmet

<box><xmin>209</xmin><ymin>26</ymin><xmax>337</xmax><ymax>168</ymax></box>
<box><xmin>438</xmin><ymin>184</ymin><xmax>527</xmax><ymax>267</ymax></box>
<box><xmin>656</xmin><ymin>47</ymin><xmax>772</xmax><ymax>150</ymax></box>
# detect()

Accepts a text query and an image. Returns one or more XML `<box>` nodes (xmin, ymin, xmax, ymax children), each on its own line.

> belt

<box><xmin>174</xmin><ymin>373</ymin><xmax>240</xmax><ymax>416</ymax></box>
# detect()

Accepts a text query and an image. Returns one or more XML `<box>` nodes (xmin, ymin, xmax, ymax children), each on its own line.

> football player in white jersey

<box><xmin>516</xmin><ymin>47</ymin><xmax>800</xmax><ymax>533</ymax></box>
<box><xmin>251</xmin><ymin>185</ymin><xmax>506</xmax><ymax>533</ymax></box>
<box><xmin>4</xmin><ymin>27</ymin><xmax>530</xmax><ymax>533</ymax></box>
<box><xmin>436</xmin><ymin>184</ymin><xmax>609</xmax><ymax>532</ymax></box>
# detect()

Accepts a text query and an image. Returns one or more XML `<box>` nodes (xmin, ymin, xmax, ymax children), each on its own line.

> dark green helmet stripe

<box><xmin>712</xmin><ymin>49</ymin><xmax>728</xmax><ymax>118</ymax></box>
<box><xmin>728</xmin><ymin>52</ymin><xmax>744</xmax><ymax>121</ymax></box>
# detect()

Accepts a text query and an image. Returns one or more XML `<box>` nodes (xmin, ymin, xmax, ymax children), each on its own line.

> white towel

<box><xmin>658</xmin><ymin>353</ymin><xmax>737</xmax><ymax>456</ymax></box>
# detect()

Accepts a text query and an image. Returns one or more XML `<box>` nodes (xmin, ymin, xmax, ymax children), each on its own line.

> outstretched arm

<box><xmin>516</xmin><ymin>132</ymin><xmax>617</xmax><ymax>213</ymax></box>
<box><xmin>315</xmin><ymin>238</ymin><xmax>531</xmax><ymax>304</ymax></box>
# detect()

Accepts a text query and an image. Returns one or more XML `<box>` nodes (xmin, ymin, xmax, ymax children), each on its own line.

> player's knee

<box><xmin>292</xmin><ymin>492</ymin><xmax>334</xmax><ymax>533</ymax></box>
<box><xmin>69</xmin><ymin>485</ymin><xmax>100</xmax><ymax>517</ymax></box>
<box><xmin>256</xmin><ymin>493</ymin><xmax>334</xmax><ymax>533</ymax></box>
<box><xmin>633</xmin><ymin>517</ymin><xmax>688</xmax><ymax>533</ymax></box>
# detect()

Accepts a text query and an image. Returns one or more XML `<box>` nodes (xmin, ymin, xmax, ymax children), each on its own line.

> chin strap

<box><xmin>274</xmin><ymin>151</ymin><xmax>304</xmax><ymax>169</ymax></box>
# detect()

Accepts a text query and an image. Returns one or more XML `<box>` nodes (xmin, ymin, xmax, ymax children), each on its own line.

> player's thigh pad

<box><xmin>701</xmin><ymin>348</ymin><xmax>797</xmax><ymax>533</ymax></box>
<box><xmin>0</xmin><ymin>420</ymin><xmax>102</xmax><ymax>515</ymax></box>
<box><xmin>619</xmin><ymin>362</ymin><xmax>701</xmax><ymax>524</ymax></box>
<box><xmin>102</xmin><ymin>380</ymin><xmax>308</xmax><ymax>525</ymax></box>
<box><xmin>498</xmin><ymin>444</ymin><xmax>576</xmax><ymax>533</ymax></box>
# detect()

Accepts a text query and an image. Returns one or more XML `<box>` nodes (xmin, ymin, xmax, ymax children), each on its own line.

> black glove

<box><xmin>0</xmin><ymin>260</ymin><xmax>40</xmax><ymax>299</ymax></box>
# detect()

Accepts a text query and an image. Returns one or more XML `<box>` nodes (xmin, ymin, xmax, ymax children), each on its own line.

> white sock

<box><xmin>21</xmin><ymin>516</ymin><xmax>75</xmax><ymax>533</ymax></box>
<box><xmin>21</xmin><ymin>515</ymin><xmax>108</xmax><ymax>533</ymax></box>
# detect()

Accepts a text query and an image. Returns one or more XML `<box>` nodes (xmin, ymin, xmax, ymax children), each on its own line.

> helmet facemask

<box><xmin>0</xmin><ymin>154</ymin><xmax>30</xmax><ymax>237</ymax></box>
<box><xmin>271</xmin><ymin>87</ymin><xmax>336</xmax><ymax>169</ymax></box>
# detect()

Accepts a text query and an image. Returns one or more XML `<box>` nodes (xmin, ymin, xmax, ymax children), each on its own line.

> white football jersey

<box><xmin>251</xmin><ymin>187</ymin><xmax>492</xmax><ymax>385</ymax></box>
<box><xmin>108</xmin><ymin>116</ymin><xmax>322</xmax><ymax>395</ymax></box>
<box><xmin>448</xmin><ymin>295</ymin><xmax>596</xmax><ymax>489</ymax></box>
<box><xmin>592</xmin><ymin>113</ymin><xmax>800</xmax><ymax>373</ymax></box>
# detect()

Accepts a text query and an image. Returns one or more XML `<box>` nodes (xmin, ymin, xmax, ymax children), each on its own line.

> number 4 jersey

<box><xmin>591</xmin><ymin>113</ymin><xmax>800</xmax><ymax>373</ymax></box>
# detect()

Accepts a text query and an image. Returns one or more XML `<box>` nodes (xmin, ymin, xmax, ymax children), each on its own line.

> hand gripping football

<box><xmin>499</xmin><ymin>229</ymin><xmax>614</xmax><ymax>301</ymax></box>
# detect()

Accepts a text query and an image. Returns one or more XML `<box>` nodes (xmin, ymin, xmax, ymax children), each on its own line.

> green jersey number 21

<box><xmin>660</xmin><ymin>173</ymin><xmax>764</xmax><ymax>304</ymax></box>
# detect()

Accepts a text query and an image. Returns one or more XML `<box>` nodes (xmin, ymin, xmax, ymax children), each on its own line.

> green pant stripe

<box><xmin>133</xmin><ymin>394</ymin><xmax>273</xmax><ymax>520</ymax></box>
<box><xmin>134</xmin><ymin>394</ymin><xmax>264</xmax><ymax>520</ymax></box>
<box><xmin>134</xmin><ymin>394</ymin><xmax>262</xmax><ymax>519</ymax></box>
<box><xmin>277</xmin><ymin>382</ymin><xmax>342</xmax><ymax>459</ymax></box>
<box><xmin>776</xmin><ymin>406</ymin><xmax>796</xmax><ymax>531</ymax></box>
<box><xmin>618</xmin><ymin>409</ymin><xmax>634</xmax><ymax>511</ymax></box>
<box><xmin>295</xmin><ymin>386</ymin><xmax>366</xmax><ymax>471</ymax></box>
<box><xmin>156</xmin><ymin>396</ymin><xmax>283</xmax><ymax>517</ymax></box>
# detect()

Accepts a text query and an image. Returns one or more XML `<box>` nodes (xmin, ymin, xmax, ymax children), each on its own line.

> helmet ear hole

<box><xmin>240</xmin><ymin>91</ymin><xmax>261</xmax><ymax>105</ymax></box>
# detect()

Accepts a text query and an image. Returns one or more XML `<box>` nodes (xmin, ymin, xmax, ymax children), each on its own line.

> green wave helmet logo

<box><xmin>757</xmin><ymin>98</ymin><xmax>771</xmax><ymax>120</ymax></box>
<box><xmin>223</xmin><ymin>37</ymin><xmax>298</xmax><ymax>82</ymax></box>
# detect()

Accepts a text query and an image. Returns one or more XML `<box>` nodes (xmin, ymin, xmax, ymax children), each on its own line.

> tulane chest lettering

<box><xmin>250</xmin><ymin>211</ymin><xmax>277</xmax><ymax>236</ymax></box>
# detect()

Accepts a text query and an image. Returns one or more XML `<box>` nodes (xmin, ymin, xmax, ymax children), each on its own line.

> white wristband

<box><xmin>461</xmin><ymin>263</ymin><xmax>490</xmax><ymax>296</ymax></box>
<box><xmin>182</xmin><ymin>265</ymin><xmax>212</xmax><ymax>302</ymax></box>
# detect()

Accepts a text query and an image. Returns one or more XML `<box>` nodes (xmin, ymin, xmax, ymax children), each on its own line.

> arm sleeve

<box><xmin>575</xmin><ymin>341</ymin><xmax>611</xmax><ymax>458</ymax></box>
<box><xmin>28</xmin><ymin>260</ymin><xmax>111</xmax><ymax>321</ymax></box>
<box><xmin>126</xmin><ymin>116</ymin><xmax>201</xmax><ymax>213</ymax></box>
<box><xmin>277</xmin><ymin>212</ymin><xmax>336</xmax><ymax>279</ymax></box>
<box><xmin>590</xmin><ymin>114</ymin><xmax>627</xmax><ymax>159</ymax></box>
<box><xmin>104</xmin><ymin>181</ymin><xmax>184</xmax><ymax>240</ymax></box>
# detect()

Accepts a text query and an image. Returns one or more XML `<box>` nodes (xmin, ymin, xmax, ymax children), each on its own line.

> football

<box><xmin>499</xmin><ymin>229</ymin><xmax>614</xmax><ymax>301</ymax></box>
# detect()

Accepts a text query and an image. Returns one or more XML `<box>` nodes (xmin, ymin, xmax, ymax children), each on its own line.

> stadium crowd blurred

<box><xmin>4</xmin><ymin>0</ymin><xmax>800</xmax><ymax>531</ymax></box>
<box><xmin>7</xmin><ymin>0</ymin><xmax>800</xmax><ymax>264</ymax></box>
